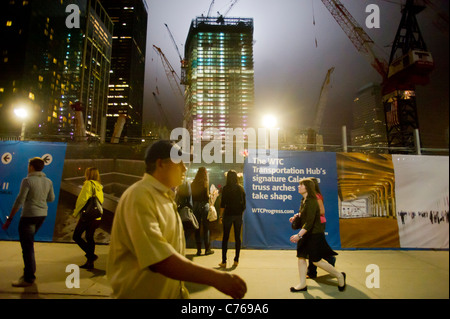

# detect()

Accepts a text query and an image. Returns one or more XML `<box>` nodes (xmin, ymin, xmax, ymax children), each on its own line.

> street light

<box><xmin>14</xmin><ymin>107</ymin><xmax>29</xmax><ymax>141</ymax></box>
<box><xmin>262</xmin><ymin>114</ymin><xmax>277</xmax><ymax>129</ymax></box>
<box><xmin>262</xmin><ymin>114</ymin><xmax>278</xmax><ymax>150</ymax></box>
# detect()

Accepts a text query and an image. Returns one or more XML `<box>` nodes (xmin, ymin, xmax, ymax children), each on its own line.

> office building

<box><xmin>100</xmin><ymin>0</ymin><xmax>148</xmax><ymax>141</ymax></box>
<box><xmin>0</xmin><ymin>0</ymin><xmax>113</xmax><ymax>140</ymax></box>
<box><xmin>184</xmin><ymin>16</ymin><xmax>255</xmax><ymax>141</ymax></box>
<box><xmin>351</xmin><ymin>83</ymin><xmax>388</xmax><ymax>153</ymax></box>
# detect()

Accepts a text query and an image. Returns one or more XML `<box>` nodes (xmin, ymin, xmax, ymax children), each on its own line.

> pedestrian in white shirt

<box><xmin>107</xmin><ymin>140</ymin><xmax>247</xmax><ymax>299</ymax></box>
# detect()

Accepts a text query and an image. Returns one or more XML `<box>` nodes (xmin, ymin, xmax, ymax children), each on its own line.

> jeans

<box><xmin>73</xmin><ymin>218</ymin><xmax>101</xmax><ymax>260</ymax></box>
<box><xmin>193</xmin><ymin>201</ymin><xmax>210</xmax><ymax>252</ymax></box>
<box><xmin>222</xmin><ymin>215</ymin><xmax>243</xmax><ymax>263</ymax></box>
<box><xmin>18</xmin><ymin>216</ymin><xmax>46</xmax><ymax>283</ymax></box>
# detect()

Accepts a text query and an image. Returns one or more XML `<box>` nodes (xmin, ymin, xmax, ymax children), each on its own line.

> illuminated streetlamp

<box><xmin>14</xmin><ymin>107</ymin><xmax>29</xmax><ymax>141</ymax></box>
<box><xmin>262</xmin><ymin>114</ymin><xmax>278</xmax><ymax>150</ymax></box>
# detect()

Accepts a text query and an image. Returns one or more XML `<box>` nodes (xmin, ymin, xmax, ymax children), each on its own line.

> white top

<box><xmin>107</xmin><ymin>173</ymin><xmax>187</xmax><ymax>299</ymax></box>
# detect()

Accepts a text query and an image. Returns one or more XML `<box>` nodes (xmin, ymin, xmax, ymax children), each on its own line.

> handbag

<box><xmin>179</xmin><ymin>206</ymin><xmax>199</xmax><ymax>229</ymax></box>
<box><xmin>207</xmin><ymin>204</ymin><xmax>218</xmax><ymax>222</ymax></box>
<box><xmin>80</xmin><ymin>181</ymin><xmax>103</xmax><ymax>222</ymax></box>
<box><xmin>291</xmin><ymin>214</ymin><xmax>302</xmax><ymax>230</ymax></box>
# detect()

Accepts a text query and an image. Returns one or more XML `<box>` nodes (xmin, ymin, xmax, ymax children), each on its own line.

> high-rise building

<box><xmin>100</xmin><ymin>0</ymin><xmax>148</xmax><ymax>141</ymax></box>
<box><xmin>351</xmin><ymin>83</ymin><xmax>388</xmax><ymax>153</ymax></box>
<box><xmin>0</xmin><ymin>0</ymin><xmax>113</xmax><ymax>140</ymax></box>
<box><xmin>184</xmin><ymin>16</ymin><xmax>254</xmax><ymax>142</ymax></box>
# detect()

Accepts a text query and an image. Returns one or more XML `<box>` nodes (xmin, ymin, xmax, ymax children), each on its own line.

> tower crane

<box><xmin>320</xmin><ymin>0</ymin><xmax>434</xmax><ymax>151</ymax></box>
<box><xmin>153</xmin><ymin>45</ymin><xmax>183</xmax><ymax>98</ymax></box>
<box><xmin>320</xmin><ymin>0</ymin><xmax>388</xmax><ymax>80</ymax></box>
<box><xmin>164</xmin><ymin>23</ymin><xmax>187</xmax><ymax>85</ymax></box>
<box><xmin>217</xmin><ymin>0</ymin><xmax>239</xmax><ymax>24</ymax></box>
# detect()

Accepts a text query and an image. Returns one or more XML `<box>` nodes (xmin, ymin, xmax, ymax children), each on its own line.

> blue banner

<box><xmin>243</xmin><ymin>150</ymin><xmax>341</xmax><ymax>249</ymax></box>
<box><xmin>0</xmin><ymin>141</ymin><xmax>67</xmax><ymax>241</ymax></box>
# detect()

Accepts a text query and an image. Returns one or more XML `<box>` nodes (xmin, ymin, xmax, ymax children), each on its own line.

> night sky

<box><xmin>143</xmin><ymin>0</ymin><xmax>449</xmax><ymax>147</ymax></box>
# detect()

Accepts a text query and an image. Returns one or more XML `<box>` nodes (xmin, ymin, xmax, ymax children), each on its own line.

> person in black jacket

<box><xmin>219</xmin><ymin>170</ymin><xmax>246</xmax><ymax>268</ymax></box>
<box><xmin>191</xmin><ymin>167</ymin><xmax>213</xmax><ymax>256</ymax></box>
<box><xmin>289</xmin><ymin>178</ymin><xmax>346</xmax><ymax>292</ymax></box>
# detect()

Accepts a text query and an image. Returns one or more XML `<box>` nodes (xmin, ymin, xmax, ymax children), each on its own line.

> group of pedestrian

<box><xmin>2</xmin><ymin>140</ymin><xmax>345</xmax><ymax>298</ymax></box>
<box><xmin>1</xmin><ymin>157</ymin><xmax>104</xmax><ymax>287</ymax></box>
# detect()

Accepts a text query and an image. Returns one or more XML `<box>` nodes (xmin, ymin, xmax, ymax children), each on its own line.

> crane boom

<box><xmin>313</xmin><ymin>67</ymin><xmax>335</xmax><ymax>132</ymax></box>
<box><xmin>164</xmin><ymin>23</ymin><xmax>188</xmax><ymax>85</ymax></box>
<box><xmin>164</xmin><ymin>23</ymin><xmax>183</xmax><ymax>63</ymax></box>
<box><xmin>153</xmin><ymin>45</ymin><xmax>183</xmax><ymax>97</ymax></box>
<box><xmin>321</xmin><ymin>0</ymin><xmax>388</xmax><ymax>79</ymax></box>
<box><xmin>206</xmin><ymin>0</ymin><xmax>215</xmax><ymax>18</ymax></box>
<box><xmin>152</xmin><ymin>92</ymin><xmax>171</xmax><ymax>129</ymax></box>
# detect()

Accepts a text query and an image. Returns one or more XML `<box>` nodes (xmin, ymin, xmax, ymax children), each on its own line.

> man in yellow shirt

<box><xmin>107</xmin><ymin>140</ymin><xmax>247</xmax><ymax>299</ymax></box>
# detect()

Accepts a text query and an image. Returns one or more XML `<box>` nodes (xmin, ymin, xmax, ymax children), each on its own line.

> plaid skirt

<box><xmin>296</xmin><ymin>232</ymin><xmax>337</xmax><ymax>262</ymax></box>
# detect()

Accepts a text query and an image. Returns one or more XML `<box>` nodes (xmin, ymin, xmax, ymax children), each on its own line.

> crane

<box><xmin>164</xmin><ymin>23</ymin><xmax>187</xmax><ymax>84</ymax></box>
<box><xmin>153</xmin><ymin>45</ymin><xmax>183</xmax><ymax>98</ymax></box>
<box><xmin>320</xmin><ymin>0</ymin><xmax>388</xmax><ymax>80</ymax></box>
<box><xmin>218</xmin><ymin>0</ymin><xmax>239</xmax><ymax>17</ymax></box>
<box><xmin>321</xmin><ymin>0</ymin><xmax>434</xmax><ymax>151</ymax></box>
<box><xmin>216</xmin><ymin>0</ymin><xmax>239</xmax><ymax>24</ymax></box>
<box><xmin>206</xmin><ymin>0</ymin><xmax>215</xmax><ymax>18</ymax></box>
<box><xmin>152</xmin><ymin>92</ymin><xmax>171</xmax><ymax>129</ymax></box>
<box><xmin>313</xmin><ymin>67</ymin><xmax>335</xmax><ymax>133</ymax></box>
<box><xmin>306</xmin><ymin>67</ymin><xmax>335</xmax><ymax>149</ymax></box>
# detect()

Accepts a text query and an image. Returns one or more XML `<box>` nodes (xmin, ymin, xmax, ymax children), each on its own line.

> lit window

<box><xmin>6</xmin><ymin>21</ymin><xmax>12</xmax><ymax>27</ymax></box>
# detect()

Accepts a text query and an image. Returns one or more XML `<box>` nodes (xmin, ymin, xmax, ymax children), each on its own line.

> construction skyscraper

<box><xmin>184</xmin><ymin>16</ymin><xmax>254</xmax><ymax>142</ymax></box>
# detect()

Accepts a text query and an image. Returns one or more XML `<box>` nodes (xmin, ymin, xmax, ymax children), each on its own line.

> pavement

<box><xmin>0</xmin><ymin>241</ymin><xmax>448</xmax><ymax>300</ymax></box>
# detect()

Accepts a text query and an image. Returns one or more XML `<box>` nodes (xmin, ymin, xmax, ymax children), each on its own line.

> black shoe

<box><xmin>338</xmin><ymin>272</ymin><xmax>346</xmax><ymax>292</ymax></box>
<box><xmin>196</xmin><ymin>250</ymin><xmax>202</xmax><ymax>256</ymax></box>
<box><xmin>80</xmin><ymin>261</ymin><xmax>94</xmax><ymax>270</ymax></box>
<box><xmin>205</xmin><ymin>249</ymin><xmax>214</xmax><ymax>256</ymax></box>
<box><xmin>290</xmin><ymin>286</ymin><xmax>307</xmax><ymax>292</ymax></box>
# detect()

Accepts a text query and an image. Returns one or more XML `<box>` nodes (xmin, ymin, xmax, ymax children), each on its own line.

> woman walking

<box><xmin>219</xmin><ymin>170</ymin><xmax>246</xmax><ymax>268</ymax></box>
<box><xmin>289</xmin><ymin>178</ymin><xmax>345</xmax><ymax>292</ymax></box>
<box><xmin>191</xmin><ymin>167</ymin><xmax>213</xmax><ymax>256</ymax></box>
<box><xmin>307</xmin><ymin>177</ymin><xmax>336</xmax><ymax>278</ymax></box>
<box><xmin>73</xmin><ymin>167</ymin><xmax>104</xmax><ymax>269</ymax></box>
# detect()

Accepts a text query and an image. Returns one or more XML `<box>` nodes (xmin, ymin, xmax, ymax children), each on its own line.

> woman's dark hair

<box><xmin>299</xmin><ymin>178</ymin><xmax>317</xmax><ymax>199</ymax></box>
<box><xmin>191</xmin><ymin>167</ymin><xmax>209</xmax><ymax>196</ymax></box>
<box><xmin>225</xmin><ymin>170</ymin><xmax>238</xmax><ymax>186</ymax></box>
<box><xmin>309</xmin><ymin>177</ymin><xmax>322</xmax><ymax>195</ymax></box>
<box><xmin>29</xmin><ymin>157</ymin><xmax>45</xmax><ymax>172</ymax></box>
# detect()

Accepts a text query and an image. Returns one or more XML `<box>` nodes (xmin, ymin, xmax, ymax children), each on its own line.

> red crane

<box><xmin>321</xmin><ymin>0</ymin><xmax>388</xmax><ymax>80</ymax></box>
<box><xmin>321</xmin><ymin>0</ymin><xmax>434</xmax><ymax>150</ymax></box>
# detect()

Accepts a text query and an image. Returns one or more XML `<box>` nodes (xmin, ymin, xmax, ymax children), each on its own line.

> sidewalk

<box><xmin>0</xmin><ymin>241</ymin><xmax>448</xmax><ymax>299</ymax></box>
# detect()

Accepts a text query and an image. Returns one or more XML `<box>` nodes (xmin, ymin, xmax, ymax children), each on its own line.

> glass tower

<box><xmin>0</xmin><ymin>0</ymin><xmax>113</xmax><ymax>140</ymax></box>
<box><xmin>184</xmin><ymin>17</ymin><xmax>254</xmax><ymax>142</ymax></box>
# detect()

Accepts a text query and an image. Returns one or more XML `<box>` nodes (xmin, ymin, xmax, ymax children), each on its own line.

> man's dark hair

<box><xmin>29</xmin><ymin>157</ymin><xmax>45</xmax><ymax>172</ymax></box>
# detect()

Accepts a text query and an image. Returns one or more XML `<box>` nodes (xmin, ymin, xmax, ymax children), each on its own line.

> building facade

<box><xmin>0</xmin><ymin>0</ymin><xmax>113</xmax><ymax>140</ymax></box>
<box><xmin>184</xmin><ymin>17</ymin><xmax>255</xmax><ymax>142</ymax></box>
<box><xmin>351</xmin><ymin>83</ymin><xmax>388</xmax><ymax>153</ymax></box>
<box><xmin>100</xmin><ymin>0</ymin><xmax>148</xmax><ymax>141</ymax></box>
